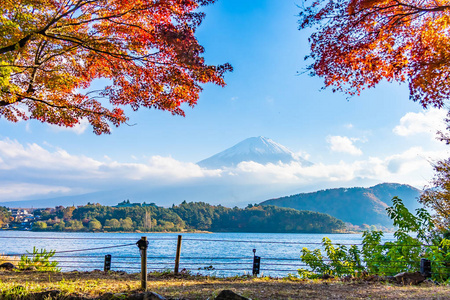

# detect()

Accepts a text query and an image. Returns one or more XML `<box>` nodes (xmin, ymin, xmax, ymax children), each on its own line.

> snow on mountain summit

<box><xmin>197</xmin><ymin>136</ymin><xmax>313</xmax><ymax>169</ymax></box>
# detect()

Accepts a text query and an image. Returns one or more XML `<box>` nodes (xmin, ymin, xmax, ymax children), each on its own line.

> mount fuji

<box><xmin>197</xmin><ymin>136</ymin><xmax>313</xmax><ymax>169</ymax></box>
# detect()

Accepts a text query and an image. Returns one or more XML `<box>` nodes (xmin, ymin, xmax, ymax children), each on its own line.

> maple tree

<box><xmin>300</xmin><ymin>0</ymin><xmax>450</xmax><ymax>230</ymax></box>
<box><xmin>420</xmin><ymin>121</ymin><xmax>450</xmax><ymax>230</ymax></box>
<box><xmin>299</xmin><ymin>0</ymin><xmax>450</xmax><ymax>108</ymax></box>
<box><xmin>420</xmin><ymin>159</ymin><xmax>450</xmax><ymax>230</ymax></box>
<box><xmin>0</xmin><ymin>0</ymin><xmax>231</xmax><ymax>134</ymax></box>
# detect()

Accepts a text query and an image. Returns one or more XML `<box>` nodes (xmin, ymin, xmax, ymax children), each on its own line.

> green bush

<box><xmin>299</xmin><ymin>197</ymin><xmax>450</xmax><ymax>282</ymax></box>
<box><xmin>299</xmin><ymin>237</ymin><xmax>363</xmax><ymax>278</ymax></box>
<box><xmin>18</xmin><ymin>247</ymin><xmax>60</xmax><ymax>272</ymax></box>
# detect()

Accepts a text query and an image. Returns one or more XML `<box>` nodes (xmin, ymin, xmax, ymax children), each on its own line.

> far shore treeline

<box><xmin>9</xmin><ymin>201</ymin><xmax>346</xmax><ymax>233</ymax></box>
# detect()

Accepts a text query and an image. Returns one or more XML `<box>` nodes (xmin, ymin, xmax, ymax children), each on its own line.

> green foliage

<box><xmin>420</xmin><ymin>158</ymin><xmax>450</xmax><ymax>230</ymax></box>
<box><xmin>32</xmin><ymin>201</ymin><xmax>345</xmax><ymax>233</ymax></box>
<box><xmin>0</xmin><ymin>206</ymin><xmax>11</xmax><ymax>227</ymax></box>
<box><xmin>18</xmin><ymin>247</ymin><xmax>59</xmax><ymax>272</ymax></box>
<box><xmin>299</xmin><ymin>237</ymin><xmax>363</xmax><ymax>277</ymax></box>
<box><xmin>299</xmin><ymin>197</ymin><xmax>450</xmax><ymax>282</ymax></box>
<box><xmin>32</xmin><ymin>221</ymin><xmax>47</xmax><ymax>231</ymax></box>
<box><xmin>104</xmin><ymin>218</ymin><xmax>121</xmax><ymax>230</ymax></box>
<box><xmin>65</xmin><ymin>220</ymin><xmax>84</xmax><ymax>231</ymax></box>
<box><xmin>208</xmin><ymin>204</ymin><xmax>345</xmax><ymax>233</ymax></box>
<box><xmin>88</xmin><ymin>219</ymin><xmax>102</xmax><ymax>231</ymax></box>
<box><xmin>53</xmin><ymin>221</ymin><xmax>65</xmax><ymax>231</ymax></box>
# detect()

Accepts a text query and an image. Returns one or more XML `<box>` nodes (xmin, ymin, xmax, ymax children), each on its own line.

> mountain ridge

<box><xmin>259</xmin><ymin>183</ymin><xmax>422</xmax><ymax>227</ymax></box>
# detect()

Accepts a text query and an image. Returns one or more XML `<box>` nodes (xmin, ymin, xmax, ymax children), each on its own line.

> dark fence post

<box><xmin>136</xmin><ymin>236</ymin><xmax>149</xmax><ymax>291</ymax></box>
<box><xmin>104</xmin><ymin>254</ymin><xmax>111</xmax><ymax>272</ymax></box>
<box><xmin>174</xmin><ymin>235</ymin><xmax>182</xmax><ymax>274</ymax></box>
<box><xmin>420</xmin><ymin>258</ymin><xmax>431</xmax><ymax>278</ymax></box>
<box><xmin>252</xmin><ymin>249</ymin><xmax>260</xmax><ymax>276</ymax></box>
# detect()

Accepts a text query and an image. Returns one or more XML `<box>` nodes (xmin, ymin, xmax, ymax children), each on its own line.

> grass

<box><xmin>0</xmin><ymin>254</ymin><xmax>19</xmax><ymax>266</ymax></box>
<box><xmin>0</xmin><ymin>270</ymin><xmax>449</xmax><ymax>299</ymax></box>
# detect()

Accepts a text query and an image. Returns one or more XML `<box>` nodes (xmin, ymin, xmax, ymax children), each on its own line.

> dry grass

<box><xmin>0</xmin><ymin>254</ymin><xmax>19</xmax><ymax>266</ymax></box>
<box><xmin>0</xmin><ymin>270</ymin><xmax>449</xmax><ymax>299</ymax></box>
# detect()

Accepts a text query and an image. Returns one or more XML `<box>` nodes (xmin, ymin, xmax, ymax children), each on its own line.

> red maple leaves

<box><xmin>0</xmin><ymin>0</ymin><xmax>232</xmax><ymax>134</ymax></box>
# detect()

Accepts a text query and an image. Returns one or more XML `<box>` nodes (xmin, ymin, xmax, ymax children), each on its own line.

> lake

<box><xmin>0</xmin><ymin>231</ymin><xmax>395</xmax><ymax>277</ymax></box>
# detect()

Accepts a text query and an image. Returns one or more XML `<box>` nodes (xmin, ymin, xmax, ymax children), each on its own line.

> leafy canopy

<box><xmin>0</xmin><ymin>0</ymin><xmax>231</xmax><ymax>134</ymax></box>
<box><xmin>299</xmin><ymin>0</ymin><xmax>450</xmax><ymax>107</ymax></box>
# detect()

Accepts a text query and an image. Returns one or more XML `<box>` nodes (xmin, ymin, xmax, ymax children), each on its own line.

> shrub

<box><xmin>298</xmin><ymin>197</ymin><xmax>450</xmax><ymax>282</ymax></box>
<box><xmin>18</xmin><ymin>247</ymin><xmax>59</xmax><ymax>272</ymax></box>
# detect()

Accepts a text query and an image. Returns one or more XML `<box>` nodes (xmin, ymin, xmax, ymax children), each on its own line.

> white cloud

<box><xmin>229</xmin><ymin>146</ymin><xmax>448</xmax><ymax>187</ymax></box>
<box><xmin>0</xmin><ymin>138</ymin><xmax>222</xmax><ymax>201</ymax></box>
<box><xmin>99</xmin><ymin>156</ymin><xmax>222</xmax><ymax>181</ymax></box>
<box><xmin>0</xmin><ymin>138</ymin><xmax>448</xmax><ymax>203</ymax></box>
<box><xmin>0</xmin><ymin>138</ymin><xmax>102</xmax><ymax>174</ymax></box>
<box><xmin>327</xmin><ymin>136</ymin><xmax>363</xmax><ymax>156</ymax></box>
<box><xmin>48</xmin><ymin>119</ymin><xmax>89</xmax><ymax>135</ymax></box>
<box><xmin>293</xmin><ymin>151</ymin><xmax>311</xmax><ymax>161</ymax></box>
<box><xmin>0</xmin><ymin>183</ymin><xmax>72</xmax><ymax>200</ymax></box>
<box><xmin>393</xmin><ymin>108</ymin><xmax>447</xmax><ymax>138</ymax></box>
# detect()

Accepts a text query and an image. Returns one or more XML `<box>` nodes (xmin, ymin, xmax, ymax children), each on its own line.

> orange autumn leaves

<box><xmin>300</xmin><ymin>0</ymin><xmax>450</xmax><ymax>108</ymax></box>
<box><xmin>0</xmin><ymin>0</ymin><xmax>231</xmax><ymax>134</ymax></box>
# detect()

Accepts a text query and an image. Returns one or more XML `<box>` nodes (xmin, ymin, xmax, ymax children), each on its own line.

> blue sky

<box><xmin>0</xmin><ymin>0</ymin><xmax>448</xmax><ymax>205</ymax></box>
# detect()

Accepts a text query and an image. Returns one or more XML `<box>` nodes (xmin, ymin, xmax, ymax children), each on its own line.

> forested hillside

<box><xmin>260</xmin><ymin>183</ymin><xmax>421</xmax><ymax>226</ymax></box>
<box><xmin>29</xmin><ymin>201</ymin><xmax>345</xmax><ymax>233</ymax></box>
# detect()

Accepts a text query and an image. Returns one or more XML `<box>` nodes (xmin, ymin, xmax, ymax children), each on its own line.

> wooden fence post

<box><xmin>136</xmin><ymin>236</ymin><xmax>148</xmax><ymax>291</ymax></box>
<box><xmin>252</xmin><ymin>249</ymin><xmax>260</xmax><ymax>276</ymax></box>
<box><xmin>174</xmin><ymin>235</ymin><xmax>182</xmax><ymax>274</ymax></box>
<box><xmin>420</xmin><ymin>258</ymin><xmax>431</xmax><ymax>278</ymax></box>
<box><xmin>104</xmin><ymin>254</ymin><xmax>111</xmax><ymax>272</ymax></box>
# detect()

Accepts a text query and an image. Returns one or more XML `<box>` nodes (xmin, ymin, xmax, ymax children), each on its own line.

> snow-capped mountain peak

<box><xmin>197</xmin><ymin>136</ymin><xmax>313</xmax><ymax>169</ymax></box>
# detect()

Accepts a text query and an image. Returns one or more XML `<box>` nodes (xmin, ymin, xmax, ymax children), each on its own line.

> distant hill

<box><xmin>23</xmin><ymin>201</ymin><xmax>346</xmax><ymax>233</ymax></box>
<box><xmin>197</xmin><ymin>136</ymin><xmax>313</xmax><ymax>169</ymax></box>
<box><xmin>259</xmin><ymin>183</ymin><xmax>422</xmax><ymax>226</ymax></box>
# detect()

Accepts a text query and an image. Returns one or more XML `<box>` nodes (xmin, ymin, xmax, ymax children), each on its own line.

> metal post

<box><xmin>252</xmin><ymin>249</ymin><xmax>260</xmax><ymax>276</ymax></box>
<box><xmin>174</xmin><ymin>235</ymin><xmax>182</xmax><ymax>274</ymax></box>
<box><xmin>420</xmin><ymin>258</ymin><xmax>431</xmax><ymax>278</ymax></box>
<box><xmin>104</xmin><ymin>254</ymin><xmax>111</xmax><ymax>272</ymax></box>
<box><xmin>136</xmin><ymin>236</ymin><xmax>148</xmax><ymax>291</ymax></box>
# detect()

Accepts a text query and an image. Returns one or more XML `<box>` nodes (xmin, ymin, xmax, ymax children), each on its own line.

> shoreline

<box><xmin>1</xmin><ymin>228</ymin><xmax>359</xmax><ymax>234</ymax></box>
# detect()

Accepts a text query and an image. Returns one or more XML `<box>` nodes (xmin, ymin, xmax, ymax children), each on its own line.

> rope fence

<box><xmin>0</xmin><ymin>235</ymin><xmax>438</xmax><ymax>247</ymax></box>
<box><xmin>1</xmin><ymin>235</ymin><xmax>449</xmax><ymax>280</ymax></box>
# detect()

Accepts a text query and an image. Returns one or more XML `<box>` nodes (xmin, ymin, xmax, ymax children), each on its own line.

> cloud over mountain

<box><xmin>0</xmin><ymin>131</ymin><xmax>446</xmax><ymax>208</ymax></box>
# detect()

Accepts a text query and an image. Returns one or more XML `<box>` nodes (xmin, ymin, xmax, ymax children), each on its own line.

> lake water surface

<box><xmin>0</xmin><ymin>231</ymin><xmax>395</xmax><ymax>277</ymax></box>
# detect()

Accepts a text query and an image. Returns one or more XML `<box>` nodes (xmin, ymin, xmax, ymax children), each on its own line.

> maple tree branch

<box><xmin>42</xmin><ymin>0</ymin><xmax>98</xmax><ymax>32</ymax></box>
<box><xmin>0</xmin><ymin>0</ymin><xmax>229</xmax><ymax>134</ymax></box>
<box><xmin>104</xmin><ymin>18</ymin><xmax>154</xmax><ymax>35</ymax></box>
<box><xmin>0</xmin><ymin>0</ymin><xmax>97</xmax><ymax>55</ymax></box>
<box><xmin>5</xmin><ymin>93</ymin><xmax>117</xmax><ymax>119</ymax></box>
<box><xmin>39</xmin><ymin>44</ymin><xmax>80</xmax><ymax>65</ymax></box>
<box><xmin>0</xmin><ymin>100</ymin><xmax>14</xmax><ymax>107</ymax></box>
<box><xmin>41</xmin><ymin>31</ymin><xmax>162</xmax><ymax>62</ymax></box>
<box><xmin>0</xmin><ymin>35</ymin><xmax>32</xmax><ymax>55</ymax></box>
<box><xmin>53</xmin><ymin>5</ymin><xmax>152</xmax><ymax>29</ymax></box>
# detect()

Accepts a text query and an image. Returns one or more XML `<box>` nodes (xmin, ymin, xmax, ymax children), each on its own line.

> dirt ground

<box><xmin>1</xmin><ymin>270</ymin><xmax>450</xmax><ymax>299</ymax></box>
